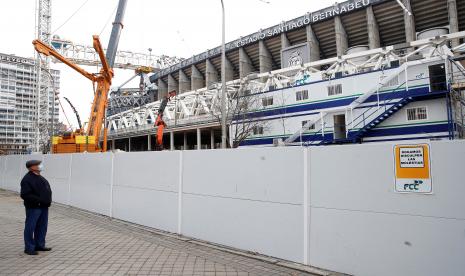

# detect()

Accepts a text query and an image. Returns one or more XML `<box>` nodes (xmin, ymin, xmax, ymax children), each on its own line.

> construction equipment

<box><xmin>108</xmin><ymin>66</ymin><xmax>157</xmax><ymax>116</ymax></box>
<box><xmin>33</xmin><ymin>0</ymin><xmax>128</xmax><ymax>154</ymax></box>
<box><xmin>155</xmin><ymin>91</ymin><xmax>176</xmax><ymax>150</ymax></box>
<box><xmin>63</xmin><ymin>97</ymin><xmax>83</xmax><ymax>130</ymax></box>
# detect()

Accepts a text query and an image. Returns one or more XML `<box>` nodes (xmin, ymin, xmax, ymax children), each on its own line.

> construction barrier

<box><xmin>1</xmin><ymin>140</ymin><xmax>464</xmax><ymax>276</ymax></box>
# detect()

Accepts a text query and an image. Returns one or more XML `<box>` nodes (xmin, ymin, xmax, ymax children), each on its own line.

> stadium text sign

<box><xmin>155</xmin><ymin>0</ymin><xmax>379</xmax><ymax>78</ymax></box>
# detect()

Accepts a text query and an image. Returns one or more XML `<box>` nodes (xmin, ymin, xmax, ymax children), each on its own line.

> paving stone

<box><xmin>0</xmin><ymin>189</ymin><xmax>317</xmax><ymax>276</ymax></box>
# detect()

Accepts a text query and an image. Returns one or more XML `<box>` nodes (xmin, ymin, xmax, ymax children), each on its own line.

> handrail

<box><xmin>348</xmin><ymin>81</ymin><xmax>407</xmax><ymax>131</ymax></box>
<box><xmin>303</xmin><ymin>129</ymin><xmax>324</xmax><ymax>146</ymax></box>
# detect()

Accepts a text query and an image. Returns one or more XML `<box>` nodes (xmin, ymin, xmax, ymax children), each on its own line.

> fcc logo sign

<box><xmin>394</xmin><ymin>144</ymin><xmax>432</xmax><ymax>194</ymax></box>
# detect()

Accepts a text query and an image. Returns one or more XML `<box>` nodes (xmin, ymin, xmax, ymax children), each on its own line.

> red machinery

<box><xmin>155</xmin><ymin>91</ymin><xmax>176</xmax><ymax>150</ymax></box>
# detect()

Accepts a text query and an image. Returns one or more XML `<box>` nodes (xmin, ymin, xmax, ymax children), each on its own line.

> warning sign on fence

<box><xmin>394</xmin><ymin>144</ymin><xmax>432</xmax><ymax>194</ymax></box>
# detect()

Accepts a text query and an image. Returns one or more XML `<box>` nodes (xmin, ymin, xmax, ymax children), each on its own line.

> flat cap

<box><xmin>25</xmin><ymin>160</ymin><xmax>42</xmax><ymax>168</ymax></box>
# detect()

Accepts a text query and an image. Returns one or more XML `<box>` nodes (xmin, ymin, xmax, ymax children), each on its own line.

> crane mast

<box><xmin>106</xmin><ymin>0</ymin><xmax>128</xmax><ymax>68</ymax></box>
<box><xmin>86</xmin><ymin>0</ymin><xmax>127</xmax><ymax>151</ymax></box>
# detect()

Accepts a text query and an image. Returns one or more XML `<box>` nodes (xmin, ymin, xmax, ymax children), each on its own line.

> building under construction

<box><xmin>106</xmin><ymin>0</ymin><xmax>465</xmax><ymax>151</ymax></box>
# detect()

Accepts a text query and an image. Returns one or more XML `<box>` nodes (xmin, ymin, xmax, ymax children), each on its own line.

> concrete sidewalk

<box><xmin>0</xmin><ymin>189</ymin><xmax>320</xmax><ymax>276</ymax></box>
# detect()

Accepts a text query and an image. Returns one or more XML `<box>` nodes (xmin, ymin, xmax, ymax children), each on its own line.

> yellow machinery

<box><xmin>34</xmin><ymin>36</ymin><xmax>112</xmax><ymax>153</ymax></box>
<box><xmin>33</xmin><ymin>0</ymin><xmax>127</xmax><ymax>154</ymax></box>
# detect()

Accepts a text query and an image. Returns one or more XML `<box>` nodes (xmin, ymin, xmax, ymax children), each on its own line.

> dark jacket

<box><xmin>20</xmin><ymin>171</ymin><xmax>52</xmax><ymax>208</ymax></box>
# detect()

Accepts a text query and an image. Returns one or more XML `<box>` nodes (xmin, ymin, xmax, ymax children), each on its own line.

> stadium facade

<box><xmin>106</xmin><ymin>0</ymin><xmax>465</xmax><ymax>151</ymax></box>
<box><xmin>0</xmin><ymin>53</ymin><xmax>59</xmax><ymax>154</ymax></box>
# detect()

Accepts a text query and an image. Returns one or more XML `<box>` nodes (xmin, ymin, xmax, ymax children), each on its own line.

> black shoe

<box><xmin>24</xmin><ymin>250</ymin><xmax>38</xmax><ymax>255</ymax></box>
<box><xmin>35</xmin><ymin>247</ymin><xmax>52</xmax><ymax>251</ymax></box>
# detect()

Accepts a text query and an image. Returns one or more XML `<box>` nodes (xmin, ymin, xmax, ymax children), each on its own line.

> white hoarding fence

<box><xmin>0</xmin><ymin>140</ymin><xmax>464</xmax><ymax>276</ymax></box>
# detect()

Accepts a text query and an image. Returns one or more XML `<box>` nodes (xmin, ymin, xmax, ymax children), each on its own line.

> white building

<box><xmin>0</xmin><ymin>53</ymin><xmax>60</xmax><ymax>154</ymax></box>
<box><xmin>236</xmin><ymin>52</ymin><xmax>465</xmax><ymax>146</ymax></box>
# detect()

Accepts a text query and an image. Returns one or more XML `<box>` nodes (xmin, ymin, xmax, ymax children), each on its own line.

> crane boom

<box><xmin>32</xmin><ymin>40</ymin><xmax>97</xmax><ymax>82</ymax></box>
<box><xmin>106</xmin><ymin>0</ymin><xmax>128</xmax><ymax>68</ymax></box>
<box><xmin>33</xmin><ymin>0</ymin><xmax>128</xmax><ymax>153</ymax></box>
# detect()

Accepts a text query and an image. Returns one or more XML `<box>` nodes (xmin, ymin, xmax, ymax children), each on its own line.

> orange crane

<box><xmin>33</xmin><ymin>0</ymin><xmax>128</xmax><ymax>154</ymax></box>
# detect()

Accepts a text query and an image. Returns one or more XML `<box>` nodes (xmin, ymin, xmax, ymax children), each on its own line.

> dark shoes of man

<box><xmin>24</xmin><ymin>250</ymin><xmax>38</xmax><ymax>255</ymax></box>
<box><xmin>35</xmin><ymin>247</ymin><xmax>52</xmax><ymax>251</ymax></box>
<box><xmin>24</xmin><ymin>247</ymin><xmax>52</xmax><ymax>255</ymax></box>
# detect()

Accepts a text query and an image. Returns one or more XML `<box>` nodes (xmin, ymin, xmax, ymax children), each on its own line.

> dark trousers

<box><xmin>24</xmin><ymin>208</ymin><xmax>48</xmax><ymax>252</ymax></box>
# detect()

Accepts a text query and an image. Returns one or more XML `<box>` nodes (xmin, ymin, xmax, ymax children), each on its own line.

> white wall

<box><xmin>112</xmin><ymin>151</ymin><xmax>180</xmax><ymax>233</ymax></box>
<box><xmin>68</xmin><ymin>153</ymin><xmax>113</xmax><ymax>216</ymax></box>
<box><xmin>0</xmin><ymin>140</ymin><xmax>464</xmax><ymax>276</ymax></box>
<box><xmin>42</xmin><ymin>154</ymin><xmax>72</xmax><ymax>205</ymax></box>
<box><xmin>182</xmin><ymin>147</ymin><xmax>305</xmax><ymax>262</ymax></box>
<box><xmin>309</xmin><ymin>142</ymin><xmax>465</xmax><ymax>276</ymax></box>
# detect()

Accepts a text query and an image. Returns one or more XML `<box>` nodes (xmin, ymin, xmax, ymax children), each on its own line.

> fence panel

<box><xmin>182</xmin><ymin>147</ymin><xmax>305</xmax><ymax>263</ymax></box>
<box><xmin>112</xmin><ymin>151</ymin><xmax>180</xmax><ymax>233</ymax></box>
<box><xmin>42</xmin><ymin>154</ymin><xmax>72</xmax><ymax>205</ymax></box>
<box><xmin>308</xmin><ymin>141</ymin><xmax>465</xmax><ymax>276</ymax></box>
<box><xmin>69</xmin><ymin>153</ymin><xmax>113</xmax><ymax>216</ymax></box>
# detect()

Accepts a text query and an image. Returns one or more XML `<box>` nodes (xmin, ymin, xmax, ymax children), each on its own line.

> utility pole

<box><xmin>220</xmin><ymin>0</ymin><xmax>227</xmax><ymax>149</ymax></box>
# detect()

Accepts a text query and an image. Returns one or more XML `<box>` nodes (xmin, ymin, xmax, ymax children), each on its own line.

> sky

<box><xmin>1</xmin><ymin>0</ymin><xmax>336</xmax><ymax>129</ymax></box>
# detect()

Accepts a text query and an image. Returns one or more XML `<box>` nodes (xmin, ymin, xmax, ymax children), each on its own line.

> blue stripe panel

<box><xmin>362</xmin><ymin>123</ymin><xmax>449</xmax><ymax>138</ymax></box>
<box><xmin>241</xmin><ymin>86</ymin><xmax>436</xmax><ymax>120</ymax></box>
<box><xmin>240</xmin><ymin>123</ymin><xmax>449</xmax><ymax>146</ymax></box>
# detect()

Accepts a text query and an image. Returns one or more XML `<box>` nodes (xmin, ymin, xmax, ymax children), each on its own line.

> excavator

<box><xmin>33</xmin><ymin>0</ymin><xmax>128</xmax><ymax>154</ymax></box>
<box><xmin>154</xmin><ymin>90</ymin><xmax>176</xmax><ymax>150</ymax></box>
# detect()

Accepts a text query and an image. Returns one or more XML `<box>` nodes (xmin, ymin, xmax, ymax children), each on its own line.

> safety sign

<box><xmin>394</xmin><ymin>144</ymin><xmax>432</xmax><ymax>193</ymax></box>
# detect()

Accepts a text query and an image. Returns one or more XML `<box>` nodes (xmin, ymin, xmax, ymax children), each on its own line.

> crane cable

<box><xmin>57</xmin><ymin>98</ymin><xmax>73</xmax><ymax>131</ymax></box>
<box><xmin>99</xmin><ymin>3</ymin><xmax>119</xmax><ymax>36</ymax></box>
<box><xmin>51</xmin><ymin>0</ymin><xmax>90</xmax><ymax>36</ymax></box>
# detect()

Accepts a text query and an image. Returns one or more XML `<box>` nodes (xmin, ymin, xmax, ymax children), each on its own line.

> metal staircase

<box><xmin>345</xmin><ymin>96</ymin><xmax>414</xmax><ymax>143</ymax></box>
<box><xmin>286</xmin><ymin>63</ymin><xmax>410</xmax><ymax>144</ymax></box>
<box><xmin>301</xmin><ymin>80</ymin><xmax>411</xmax><ymax>146</ymax></box>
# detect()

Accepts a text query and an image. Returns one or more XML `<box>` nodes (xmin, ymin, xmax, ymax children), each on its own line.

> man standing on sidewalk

<box><xmin>20</xmin><ymin>160</ymin><xmax>52</xmax><ymax>255</ymax></box>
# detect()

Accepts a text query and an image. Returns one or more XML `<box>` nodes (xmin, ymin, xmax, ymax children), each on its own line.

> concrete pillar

<box><xmin>306</xmin><ymin>24</ymin><xmax>321</xmax><ymax>62</ymax></box>
<box><xmin>128</xmin><ymin>137</ymin><xmax>131</xmax><ymax>152</ymax></box>
<box><xmin>170</xmin><ymin>132</ymin><xmax>174</xmax><ymax>150</ymax></box>
<box><xmin>239</xmin><ymin>47</ymin><xmax>254</xmax><ymax>78</ymax></box>
<box><xmin>147</xmin><ymin>135</ymin><xmax>151</xmax><ymax>151</ymax></box>
<box><xmin>335</xmin><ymin>16</ymin><xmax>348</xmax><ymax>56</ymax></box>
<box><xmin>281</xmin><ymin>33</ymin><xmax>291</xmax><ymax>49</ymax></box>
<box><xmin>281</xmin><ymin>33</ymin><xmax>291</xmax><ymax>69</ymax></box>
<box><xmin>167</xmin><ymin>74</ymin><xmax>178</xmax><ymax>93</ymax></box>
<box><xmin>191</xmin><ymin>65</ymin><xmax>204</xmax><ymax>90</ymax></box>
<box><xmin>183</xmin><ymin>132</ymin><xmax>187</xmax><ymax>150</ymax></box>
<box><xmin>196</xmin><ymin>128</ymin><xmax>201</xmax><ymax>150</ymax></box>
<box><xmin>178</xmin><ymin>70</ymin><xmax>191</xmax><ymax>93</ymax></box>
<box><xmin>158</xmin><ymin>79</ymin><xmax>167</xmax><ymax>100</ymax></box>
<box><xmin>224</xmin><ymin>57</ymin><xmax>235</xmax><ymax>82</ymax></box>
<box><xmin>367</xmin><ymin>5</ymin><xmax>381</xmax><ymax>49</ymax></box>
<box><xmin>448</xmin><ymin>0</ymin><xmax>460</xmax><ymax>48</ymax></box>
<box><xmin>205</xmin><ymin>59</ymin><xmax>218</xmax><ymax>88</ymax></box>
<box><xmin>259</xmin><ymin>40</ymin><xmax>273</xmax><ymax>73</ymax></box>
<box><xmin>210</xmin><ymin>129</ymin><xmax>215</xmax><ymax>149</ymax></box>
<box><xmin>403</xmin><ymin>0</ymin><xmax>416</xmax><ymax>44</ymax></box>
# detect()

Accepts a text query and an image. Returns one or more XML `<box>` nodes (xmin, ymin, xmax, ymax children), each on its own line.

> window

<box><xmin>327</xmin><ymin>84</ymin><xmax>342</xmax><ymax>96</ymax></box>
<box><xmin>296</xmin><ymin>90</ymin><xmax>309</xmax><ymax>101</ymax></box>
<box><xmin>262</xmin><ymin>96</ymin><xmax>274</xmax><ymax>107</ymax></box>
<box><xmin>301</xmin><ymin>120</ymin><xmax>315</xmax><ymax>130</ymax></box>
<box><xmin>253</xmin><ymin>126</ymin><xmax>264</xmax><ymax>135</ymax></box>
<box><xmin>407</xmin><ymin>107</ymin><xmax>428</xmax><ymax>121</ymax></box>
